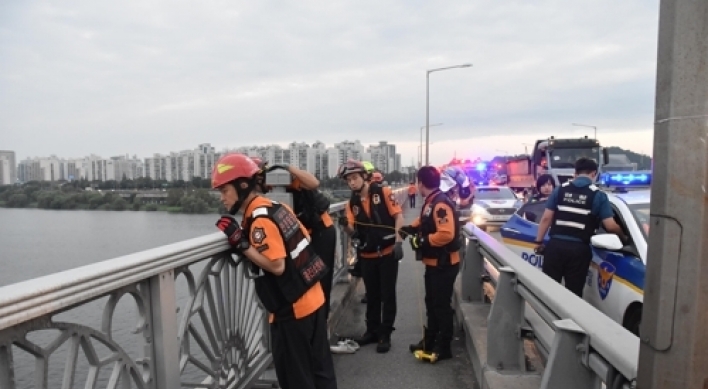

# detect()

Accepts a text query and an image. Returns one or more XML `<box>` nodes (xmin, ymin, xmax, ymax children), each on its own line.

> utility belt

<box><xmin>359</xmin><ymin>233</ymin><xmax>396</xmax><ymax>255</ymax></box>
<box><xmin>420</xmin><ymin>247</ymin><xmax>453</xmax><ymax>267</ymax></box>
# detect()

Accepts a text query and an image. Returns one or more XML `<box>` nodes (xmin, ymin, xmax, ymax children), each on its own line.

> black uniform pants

<box><xmin>424</xmin><ymin>263</ymin><xmax>459</xmax><ymax>345</ymax></box>
<box><xmin>361</xmin><ymin>252</ymin><xmax>399</xmax><ymax>335</ymax></box>
<box><xmin>541</xmin><ymin>238</ymin><xmax>592</xmax><ymax>297</ymax></box>
<box><xmin>271</xmin><ymin>307</ymin><xmax>338</xmax><ymax>389</ymax></box>
<box><xmin>409</xmin><ymin>194</ymin><xmax>416</xmax><ymax>208</ymax></box>
<box><xmin>310</xmin><ymin>225</ymin><xmax>337</xmax><ymax>319</ymax></box>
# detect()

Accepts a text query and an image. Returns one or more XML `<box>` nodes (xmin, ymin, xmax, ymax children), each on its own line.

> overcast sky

<box><xmin>1</xmin><ymin>0</ymin><xmax>659</xmax><ymax>165</ymax></box>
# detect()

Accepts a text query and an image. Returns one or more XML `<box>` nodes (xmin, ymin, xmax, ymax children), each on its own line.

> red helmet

<box><xmin>211</xmin><ymin>153</ymin><xmax>260</xmax><ymax>189</ymax></box>
<box><xmin>250</xmin><ymin>156</ymin><xmax>268</xmax><ymax>170</ymax></box>
<box><xmin>337</xmin><ymin>159</ymin><xmax>366</xmax><ymax>179</ymax></box>
<box><xmin>371</xmin><ymin>172</ymin><xmax>384</xmax><ymax>182</ymax></box>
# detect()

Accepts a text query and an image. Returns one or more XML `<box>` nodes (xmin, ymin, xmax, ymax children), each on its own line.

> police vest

<box><xmin>349</xmin><ymin>184</ymin><xmax>396</xmax><ymax>254</ymax></box>
<box><xmin>420</xmin><ymin>190</ymin><xmax>461</xmax><ymax>266</ymax></box>
<box><xmin>246</xmin><ymin>201</ymin><xmax>328</xmax><ymax>319</ymax></box>
<box><xmin>549</xmin><ymin>182</ymin><xmax>600</xmax><ymax>243</ymax></box>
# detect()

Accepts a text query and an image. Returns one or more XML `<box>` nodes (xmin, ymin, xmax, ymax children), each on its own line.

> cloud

<box><xmin>1</xmin><ymin>0</ymin><xmax>659</xmax><ymax>163</ymax></box>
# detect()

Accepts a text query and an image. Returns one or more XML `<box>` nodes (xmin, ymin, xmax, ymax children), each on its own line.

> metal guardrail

<box><xmin>459</xmin><ymin>223</ymin><xmax>639</xmax><ymax>389</ymax></box>
<box><xmin>0</xmin><ymin>187</ymin><xmax>407</xmax><ymax>389</ymax></box>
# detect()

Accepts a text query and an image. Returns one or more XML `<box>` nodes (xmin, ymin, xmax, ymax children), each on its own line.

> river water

<box><xmin>0</xmin><ymin>208</ymin><xmax>222</xmax><ymax>387</ymax></box>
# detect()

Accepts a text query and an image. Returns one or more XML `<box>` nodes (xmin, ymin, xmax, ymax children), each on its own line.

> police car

<box><xmin>470</xmin><ymin>186</ymin><xmax>523</xmax><ymax>231</ymax></box>
<box><xmin>498</xmin><ymin>171</ymin><xmax>651</xmax><ymax>335</ymax></box>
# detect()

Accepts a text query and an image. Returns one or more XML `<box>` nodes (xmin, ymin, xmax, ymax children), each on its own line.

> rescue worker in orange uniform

<box><xmin>399</xmin><ymin>166</ymin><xmax>461</xmax><ymax>362</ymax></box>
<box><xmin>212</xmin><ymin>153</ymin><xmax>337</xmax><ymax>389</ymax></box>
<box><xmin>250</xmin><ymin>156</ymin><xmax>337</xmax><ymax>320</ymax></box>
<box><xmin>337</xmin><ymin>159</ymin><xmax>404</xmax><ymax>353</ymax></box>
<box><xmin>371</xmin><ymin>171</ymin><xmax>384</xmax><ymax>184</ymax></box>
<box><xmin>408</xmin><ymin>181</ymin><xmax>418</xmax><ymax>208</ymax></box>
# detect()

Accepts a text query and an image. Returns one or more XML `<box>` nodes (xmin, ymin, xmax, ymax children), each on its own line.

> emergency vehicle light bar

<box><xmin>598</xmin><ymin>170</ymin><xmax>652</xmax><ymax>187</ymax></box>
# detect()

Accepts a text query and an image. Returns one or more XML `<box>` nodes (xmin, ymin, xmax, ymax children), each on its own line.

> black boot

<box><xmin>355</xmin><ymin>322</ymin><xmax>379</xmax><ymax>346</ymax></box>
<box><xmin>409</xmin><ymin>327</ymin><xmax>436</xmax><ymax>353</ymax></box>
<box><xmin>377</xmin><ymin>331</ymin><xmax>392</xmax><ymax>353</ymax></box>
<box><xmin>431</xmin><ymin>343</ymin><xmax>452</xmax><ymax>361</ymax></box>
<box><xmin>354</xmin><ymin>330</ymin><xmax>377</xmax><ymax>346</ymax></box>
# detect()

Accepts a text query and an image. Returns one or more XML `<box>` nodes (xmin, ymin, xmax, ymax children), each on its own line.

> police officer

<box><xmin>533</xmin><ymin>157</ymin><xmax>628</xmax><ymax>297</ymax></box>
<box><xmin>338</xmin><ymin>159</ymin><xmax>404</xmax><ymax>353</ymax></box>
<box><xmin>250</xmin><ymin>156</ymin><xmax>337</xmax><ymax>319</ymax></box>
<box><xmin>212</xmin><ymin>153</ymin><xmax>337</xmax><ymax>389</ymax></box>
<box><xmin>400</xmin><ymin>166</ymin><xmax>461</xmax><ymax>362</ymax></box>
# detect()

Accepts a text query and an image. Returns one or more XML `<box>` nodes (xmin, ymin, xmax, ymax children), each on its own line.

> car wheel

<box><xmin>623</xmin><ymin>304</ymin><xmax>642</xmax><ymax>336</ymax></box>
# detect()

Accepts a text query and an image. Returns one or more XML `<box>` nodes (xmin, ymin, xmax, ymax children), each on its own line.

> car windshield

<box><xmin>548</xmin><ymin>148</ymin><xmax>599</xmax><ymax>169</ymax></box>
<box><xmin>476</xmin><ymin>187</ymin><xmax>516</xmax><ymax>200</ymax></box>
<box><xmin>628</xmin><ymin>203</ymin><xmax>650</xmax><ymax>240</ymax></box>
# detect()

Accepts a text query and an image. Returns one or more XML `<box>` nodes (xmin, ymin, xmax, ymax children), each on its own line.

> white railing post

<box><xmin>0</xmin><ymin>344</ymin><xmax>15</xmax><ymax>389</ymax></box>
<box><xmin>541</xmin><ymin>319</ymin><xmax>594</xmax><ymax>389</ymax></box>
<box><xmin>148</xmin><ymin>270</ymin><xmax>181</xmax><ymax>389</ymax></box>
<box><xmin>461</xmin><ymin>237</ymin><xmax>484</xmax><ymax>302</ymax></box>
<box><xmin>486</xmin><ymin>266</ymin><xmax>526</xmax><ymax>372</ymax></box>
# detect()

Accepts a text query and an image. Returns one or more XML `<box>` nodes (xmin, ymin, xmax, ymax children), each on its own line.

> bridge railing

<box><xmin>459</xmin><ymin>223</ymin><xmax>639</xmax><ymax>389</ymax></box>
<box><xmin>0</xmin><ymin>187</ymin><xmax>407</xmax><ymax>389</ymax></box>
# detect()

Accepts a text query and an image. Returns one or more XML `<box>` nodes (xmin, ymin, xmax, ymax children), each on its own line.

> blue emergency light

<box><xmin>476</xmin><ymin>163</ymin><xmax>486</xmax><ymax>171</ymax></box>
<box><xmin>599</xmin><ymin>170</ymin><xmax>652</xmax><ymax>187</ymax></box>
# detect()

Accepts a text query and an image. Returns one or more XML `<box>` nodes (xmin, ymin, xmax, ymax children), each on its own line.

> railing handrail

<box><xmin>463</xmin><ymin>223</ymin><xmax>639</xmax><ymax>382</ymax></box>
<box><xmin>0</xmin><ymin>197</ymin><xmax>357</xmax><ymax>332</ymax></box>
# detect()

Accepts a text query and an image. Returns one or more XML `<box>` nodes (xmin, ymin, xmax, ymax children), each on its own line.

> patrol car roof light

<box><xmin>598</xmin><ymin>170</ymin><xmax>652</xmax><ymax>187</ymax></box>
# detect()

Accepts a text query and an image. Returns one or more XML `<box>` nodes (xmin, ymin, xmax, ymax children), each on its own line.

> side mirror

<box><xmin>602</xmin><ymin>148</ymin><xmax>609</xmax><ymax>165</ymax></box>
<box><xmin>591</xmin><ymin>234</ymin><xmax>623</xmax><ymax>250</ymax></box>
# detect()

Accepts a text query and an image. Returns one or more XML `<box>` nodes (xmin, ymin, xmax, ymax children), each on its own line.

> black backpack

<box><xmin>291</xmin><ymin>189</ymin><xmax>331</xmax><ymax>231</ymax></box>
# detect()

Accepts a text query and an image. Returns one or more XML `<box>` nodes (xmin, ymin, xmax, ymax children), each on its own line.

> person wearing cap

<box><xmin>398</xmin><ymin>166</ymin><xmax>461</xmax><ymax>362</ymax></box>
<box><xmin>533</xmin><ymin>157</ymin><xmax>628</xmax><ymax>297</ymax></box>
<box><xmin>249</xmin><ymin>156</ymin><xmax>337</xmax><ymax>320</ymax></box>
<box><xmin>211</xmin><ymin>153</ymin><xmax>337</xmax><ymax>389</ymax></box>
<box><xmin>337</xmin><ymin>159</ymin><xmax>404</xmax><ymax>353</ymax></box>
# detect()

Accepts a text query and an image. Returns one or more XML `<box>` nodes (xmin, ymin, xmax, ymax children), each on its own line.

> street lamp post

<box><xmin>572</xmin><ymin>123</ymin><xmax>598</xmax><ymax>139</ymax></box>
<box><xmin>426</xmin><ymin>63</ymin><xmax>472</xmax><ymax>165</ymax></box>
<box><xmin>420</xmin><ymin>123</ymin><xmax>442</xmax><ymax>167</ymax></box>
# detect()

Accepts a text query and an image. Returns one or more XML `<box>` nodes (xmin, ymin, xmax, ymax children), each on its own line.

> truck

<box><xmin>506</xmin><ymin>136</ymin><xmax>609</xmax><ymax>192</ymax></box>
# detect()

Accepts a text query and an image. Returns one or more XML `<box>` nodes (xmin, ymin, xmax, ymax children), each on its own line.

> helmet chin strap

<box><xmin>228</xmin><ymin>178</ymin><xmax>257</xmax><ymax>215</ymax></box>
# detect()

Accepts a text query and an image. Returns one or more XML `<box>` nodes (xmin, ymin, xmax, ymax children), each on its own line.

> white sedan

<box><xmin>470</xmin><ymin>186</ymin><xmax>522</xmax><ymax>231</ymax></box>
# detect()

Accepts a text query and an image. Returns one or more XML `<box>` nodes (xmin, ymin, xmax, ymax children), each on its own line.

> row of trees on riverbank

<box><xmin>0</xmin><ymin>183</ymin><xmax>222</xmax><ymax>214</ymax></box>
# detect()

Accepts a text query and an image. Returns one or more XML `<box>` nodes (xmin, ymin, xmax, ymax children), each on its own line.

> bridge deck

<box><xmin>331</xmin><ymin>200</ymin><xmax>478</xmax><ymax>389</ymax></box>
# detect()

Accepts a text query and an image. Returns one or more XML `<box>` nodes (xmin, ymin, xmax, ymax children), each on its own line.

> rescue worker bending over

<box><xmin>337</xmin><ymin>159</ymin><xmax>404</xmax><ymax>353</ymax></box>
<box><xmin>534</xmin><ymin>158</ymin><xmax>628</xmax><ymax>297</ymax></box>
<box><xmin>212</xmin><ymin>153</ymin><xmax>337</xmax><ymax>389</ymax></box>
<box><xmin>400</xmin><ymin>166</ymin><xmax>461</xmax><ymax>362</ymax></box>
<box><xmin>250</xmin><ymin>156</ymin><xmax>337</xmax><ymax>320</ymax></box>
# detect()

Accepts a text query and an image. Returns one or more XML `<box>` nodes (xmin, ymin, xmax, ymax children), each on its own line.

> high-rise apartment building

<box><xmin>0</xmin><ymin>150</ymin><xmax>16</xmax><ymax>185</ymax></box>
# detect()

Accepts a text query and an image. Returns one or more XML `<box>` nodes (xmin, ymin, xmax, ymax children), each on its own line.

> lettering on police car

<box><xmin>521</xmin><ymin>252</ymin><xmax>544</xmax><ymax>268</ymax></box>
<box><xmin>597</xmin><ymin>261</ymin><xmax>616</xmax><ymax>300</ymax></box>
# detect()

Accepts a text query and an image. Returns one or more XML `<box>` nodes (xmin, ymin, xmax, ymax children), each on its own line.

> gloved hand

<box><xmin>410</xmin><ymin>235</ymin><xmax>425</xmax><ymax>251</ymax></box>
<box><xmin>266</xmin><ymin>164</ymin><xmax>290</xmax><ymax>172</ymax></box>
<box><xmin>398</xmin><ymin>225</ymin><xmax>417</xmax><ymax>239</ymax></box>
<box><xmin>534</xmin><ymin>243</ymin><xmax>545</xmax><ymax>255</ymax></box>
<box><xmin>393</xmin><ymin>242</ymin><xmax>404</xmax><ymax>260</ymax></box>
<box><xmin>338</xmin><ymin>216</ymin><xmax>349</xmax><ymax>227</ymax></box>
<box><xmin>216</xmin><ymin>215</ymin><xmax>250</xmax><ymax>251</ymax></box>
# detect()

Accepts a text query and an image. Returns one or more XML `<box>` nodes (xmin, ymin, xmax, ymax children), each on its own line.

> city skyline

<box><xmin>7</xmin><ymin>139</ymin><xmax>404</xmax><ymax>183</ymax></box>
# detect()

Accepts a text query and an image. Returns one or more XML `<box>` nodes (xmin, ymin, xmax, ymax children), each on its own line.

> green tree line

<box><xmin>0</xmin><ymin>183</ymin><xmax>222</xmax><ymax>214</ymax></box>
